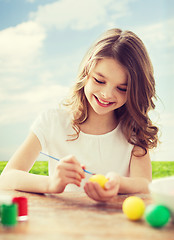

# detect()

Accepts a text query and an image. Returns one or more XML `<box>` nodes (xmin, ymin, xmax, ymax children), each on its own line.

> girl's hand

<box><xmin>84</xmin><ymin>172</ymin><xmax>120</xmax><ymax>202</ymax></box>
<box><xmin>47</xmin><ymin>155</ymin><xmax>85</xmax><ymax>193</ymax></box>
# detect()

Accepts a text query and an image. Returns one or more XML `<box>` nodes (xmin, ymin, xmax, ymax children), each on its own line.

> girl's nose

<box><xmin>101</xmin><ymin>87</ymin><xmax>114</xmax><ymax>99</ymax></box>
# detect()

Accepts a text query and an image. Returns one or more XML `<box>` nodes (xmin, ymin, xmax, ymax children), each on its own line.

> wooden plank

<box><xmin>0</xmin><ymin>191</ymin><xmax>173</xmax><ymax>240</ymax></box>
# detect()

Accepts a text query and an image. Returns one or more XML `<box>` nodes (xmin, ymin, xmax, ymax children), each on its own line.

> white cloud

<box><xmin>132</xmin><ymin>18</ymin><xmax>174</xmax><ymax>103</ymax></box>
<box><xmin>134</xmin><ymin>18</ymin><xmax>174</xmax><ymax>48</ymax></box>
<box><xmin>0</xmin><ymin>21</ymin><xmax>46</xmax><ymax>71</ymax></box>
<box><xmin>29</xmin><ymin>0</ymin><xmax>134</xmax><ymax>30</ymax></box>
<box><xmin>0</xmin><ymin>84</ymin><xmax>69</xmax><ymax>125</ymax></box>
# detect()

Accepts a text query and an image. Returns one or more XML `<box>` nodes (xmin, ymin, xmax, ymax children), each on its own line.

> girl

<box><xmin>0</xmin><ymin>28</ymin><xmax>158</xmax><ymax>202</ymax></box>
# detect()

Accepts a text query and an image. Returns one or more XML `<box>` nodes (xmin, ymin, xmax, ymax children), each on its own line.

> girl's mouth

<box><xmin>94</xmin><ymin>95</ymin><xmax>114</xmax><ymax>107</ymax></box>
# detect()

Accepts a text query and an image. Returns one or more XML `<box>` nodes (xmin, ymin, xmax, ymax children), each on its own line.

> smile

<box><xmin>94</xmin><ymin>95</ymin><xmax>114</xmax><ymax>107</ymax></box>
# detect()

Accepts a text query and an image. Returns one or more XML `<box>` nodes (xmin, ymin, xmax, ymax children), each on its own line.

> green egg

<box><xmin>145</xmin><ymin>204</ymin><xmax>171</xmax><ymax>228</ymax></box>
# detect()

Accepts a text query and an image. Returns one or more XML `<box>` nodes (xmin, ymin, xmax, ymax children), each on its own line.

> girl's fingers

<box><xmin>59</xmin><ymin>176</ymin><xmax>82</xmax><ymax>188</ymax></box>
<box><xmin>85</xmin><ymin>182</ymin><xmax>107</xmax><ymax>201</ymax></box>
<box><xmin>84</xmin><ymin>180</ymin><xmax>119</xmax><ymax>202</ymax></box>
<box><xmin>66</xmin><ymin>177</ymin><xmax>82</xmax><ymax>187</ymax></box>
<box><xmin>60</xmin><ymin>156</ymin><xmax>85</xmax><ymax>178</ymax></box>
<box><xmin>65</xmin><ymin>169</ymin><xmax>84</xmax><ymax>181</ymax></box>
<box><xmin>84</xmin><ymin>182</ymin><xmax>101</xmax><ymax>201</ymax></box>
<box><xmin>61</xmin><ymin>155</ymin><xmax>82</xmax><ymax>166</ymax></box>
<box><xmin>56</xmin><ymin>165</ymin><xmax>83</xmax><ymax>180</ymax></box>
<box><xmin>50</xmin><ymin>155</ymin><xmax>87</xmax><ymax>193</ymax></box>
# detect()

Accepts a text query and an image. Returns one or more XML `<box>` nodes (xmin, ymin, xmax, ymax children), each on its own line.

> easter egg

<box><xmin>89</xmin><ymin>174</ymin><xmax>108</xmax><ymax>188</ymax></box>
<box><xmin>122</xmin><ymin>196</ymin><xmax>145</xmax><ymax>220</ymax></box>
<box><xmin>145</xmin><ymin>204</ymin><xmax>171</xmax><ymax>228</ymax></box>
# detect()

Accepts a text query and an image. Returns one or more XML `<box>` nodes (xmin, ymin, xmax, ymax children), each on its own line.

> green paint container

<box><xmin>1</xmin><ymin>203</ymin><xmax>18</xmax><ymax>227</ymax></box>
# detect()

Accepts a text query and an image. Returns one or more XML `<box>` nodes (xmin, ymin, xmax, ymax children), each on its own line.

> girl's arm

<box><xmin>0</xmin><ymin>132</ymin><xmax>85</xmax><ymax>193</ymax></box>
<box><xmin>84</xmin><ymin>146</ymin><xmax>152</xmax><ymax>202</ymax></box>
<box><xmin>118</xmin><ymin>146</ymin><xmax>152</xmax><ymax>194</ymax></box>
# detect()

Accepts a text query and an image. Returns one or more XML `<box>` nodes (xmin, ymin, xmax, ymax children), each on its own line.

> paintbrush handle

<box><xmin>40</xmin><ymin>152</ymin><xmax>60</xmax><ymax>161</ymax></box>
<box><xmin>40</xmin><ymin>152</ymin><xmax>94</xmax><ymax>175</ymax></box>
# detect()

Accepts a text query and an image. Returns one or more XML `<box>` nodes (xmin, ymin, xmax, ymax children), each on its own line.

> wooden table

<box><xmin>0</xmin><ymin>190</ymin><xmax>173</xmax><ymax>240</ymax></box>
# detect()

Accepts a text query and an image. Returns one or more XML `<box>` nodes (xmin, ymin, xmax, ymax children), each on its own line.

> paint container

<box><xmin>0</xmin><ymin>194</ymin><xmax>12</xmax><ymax>222</ymax></box>
<box><xmin>12</xmin><ymin>196</ymin><xmax>28</xmax><ymax>221</ymax></box>
<box><xmin>1</xmin><ymin>203</ymin><xmax>18</xmax><ymax>227</ymax></box>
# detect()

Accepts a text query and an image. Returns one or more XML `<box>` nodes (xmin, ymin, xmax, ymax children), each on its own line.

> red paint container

<box><xmin>12</xmin><ymin>196</ymin><xmax>28</xmax><ymax>221</ymax></box>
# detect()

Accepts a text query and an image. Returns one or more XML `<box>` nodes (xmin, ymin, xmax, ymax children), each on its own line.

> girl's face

<box><xmin>84</xmin><ymin>58</ymin><xmax>128</xmax><ymax>117</ymax></box>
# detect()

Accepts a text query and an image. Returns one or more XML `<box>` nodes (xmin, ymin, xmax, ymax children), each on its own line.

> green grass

<box><xmin>29</xmin><ymin>161</ymin><xmax>48</xmax><ymax>175</ymax></box>
<box><xmin>151</xmin><ymin>161</ymin><xmax>174</xmax><ymax>179</ymax></box>
<box><xmin>0</xmin><ymin>161</ymin><xmax>48</xmax><ymax>176</ymax></box>
<box><xmin>0</xmin><ymin>161</ymin><xmax>174</xmax><ymax>179</ymax></box>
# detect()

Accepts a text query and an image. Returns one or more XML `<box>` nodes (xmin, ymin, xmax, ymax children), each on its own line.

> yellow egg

<box><xmin>89</xmin><ymin>174</ymin><xmax>108</xmax><ymax>189</ymax></box>
<box><xmin>122</xmin><ymin>196</ymin><xmax>145</xmax><ymax>220</ymax></box>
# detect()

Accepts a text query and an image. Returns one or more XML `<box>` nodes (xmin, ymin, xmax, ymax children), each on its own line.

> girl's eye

<box><xmin>94</xmin><ymin>78</ymin><xmax>105</xmax><ymax>84</ymax></box>
<box><xmin>117</xmin><ymin>87</ymin><xmax>127</xmax><ymax>92</ymax></box>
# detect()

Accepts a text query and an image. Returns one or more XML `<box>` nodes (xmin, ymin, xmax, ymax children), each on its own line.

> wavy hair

<box><xmin>64</xmin><ymin>28</ymin><xmax>159</xmax><ymax>156</ymax></box>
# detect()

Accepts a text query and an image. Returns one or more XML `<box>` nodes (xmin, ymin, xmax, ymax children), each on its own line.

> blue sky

<box><xmin>0</xmin><ymin>0</ymin><xmax>174</xmax><ymax>162</ymax></box>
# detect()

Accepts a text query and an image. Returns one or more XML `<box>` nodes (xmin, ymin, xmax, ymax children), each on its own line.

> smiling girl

<box><xmin>0</xmin><ymin>28</ymin><xmax>159</xmax><ymax>202</ymax></box>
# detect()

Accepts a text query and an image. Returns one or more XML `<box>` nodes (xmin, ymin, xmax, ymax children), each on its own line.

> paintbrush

<box><xmin>40</xmin><ymin>152</ymin><xmax>95</xmax><ymax>175</ymax></box>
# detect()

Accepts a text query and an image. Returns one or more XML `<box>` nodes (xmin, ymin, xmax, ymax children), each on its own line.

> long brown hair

<box><xmin>64</xmin><ymin>28</ymin><xmax>159</xmax><ymax>155</ymax></box>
